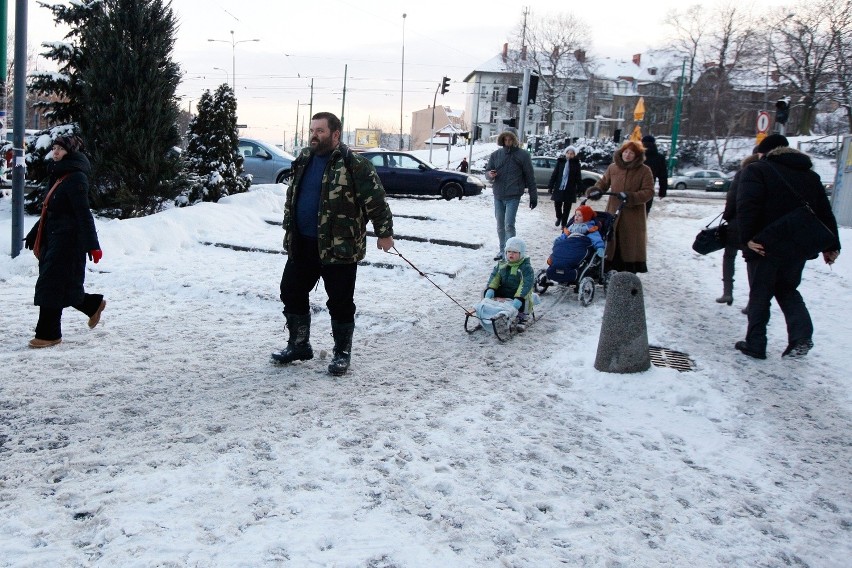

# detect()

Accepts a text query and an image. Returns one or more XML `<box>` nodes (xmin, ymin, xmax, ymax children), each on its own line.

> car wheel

<box><xmin>441</xmin><ymin>182</ymin><xmax>462</xmax><ymax>201</ymax></box>
<box><xmin>676</xmin><ymin>182</ymin><xmax>686</xmax><ymax>189</ymax></box>
<box><xmin>276</xmin><ymin>170</ymin><xmax>292</xmax><ymax>184</ymax></box>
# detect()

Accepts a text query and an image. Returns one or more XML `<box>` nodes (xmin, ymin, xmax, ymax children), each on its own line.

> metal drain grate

<box><xmin>649</xmin><ymin>346</ymin><xmax>695</xmax><ymax>372</ymax></box>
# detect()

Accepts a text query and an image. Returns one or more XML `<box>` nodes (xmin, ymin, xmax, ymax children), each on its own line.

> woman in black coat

<box><xmin>24</xmin><ymin>135</ymin><xmax>105</xmax><ymax>348</ymax></box>
<box><xmin>547</xmin><ymin>146</ymin><xmax>582</xmax><ymax>227</ymax></box>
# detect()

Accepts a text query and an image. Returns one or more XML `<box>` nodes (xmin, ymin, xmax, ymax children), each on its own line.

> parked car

<box><xmin>668</xmin><ymin>169</ymin><xmax>725</xmax><ymax>189</ymax></box>
<box><xmin>238</xmin><ymin>138</ymin><xmax>295</xmax><ymax>184</ymax></box>
<box><xmin>530</xmin><ymin>156</ymin><xmax>602</xmax><ymax>190</ymax></box>
<box><xmin>706</xmin><ymin>171</ymin><xmax>735</xmax><ymax>192</ymax></box>
<box><xmin>358</xmin><ymin>150</ymin><xmax>484</xmax><ymax>200</ymax></box>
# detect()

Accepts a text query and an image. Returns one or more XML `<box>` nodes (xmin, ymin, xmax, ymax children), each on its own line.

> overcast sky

<box><xmin>17</xmin><ymin>0</ymin><xmax>785</xmax><ymax>146</ymax></box>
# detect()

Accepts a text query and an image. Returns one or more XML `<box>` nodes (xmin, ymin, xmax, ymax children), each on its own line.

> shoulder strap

<box><xmin>764</xmin><ymin>160</ymin><xmax>835</xmax><ymax>237</ymax></box>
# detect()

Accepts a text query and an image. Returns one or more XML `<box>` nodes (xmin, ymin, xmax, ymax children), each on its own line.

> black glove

<box><xmin>588</xmin><ymin>190</ymin><xmax>602</xmax><ymax>201</ymax></box>
<box><xmin>529</xmin><ymin>199</ymin><xmax>537</xmax><ymax>210</ymax></box>
<box><xmin>24</xmin><ymin>227</ymin><xmax>37</xmax><ymax>250</ymax></box>
<box><xmin>618</xmin><ymin>192</ymin><xmax>628</xmax><ymax>201</ymax></box>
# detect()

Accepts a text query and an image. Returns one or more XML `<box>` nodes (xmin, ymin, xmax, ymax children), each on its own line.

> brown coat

<box><xmin>586</xmin><ymin>146</ymin><xmax>654</xmax><ymax>263</ymax></box>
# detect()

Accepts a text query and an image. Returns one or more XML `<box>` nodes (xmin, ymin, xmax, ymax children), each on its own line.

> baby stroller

<box><xmin>534</xmin><ymin>194</ymin><xmax>625</xmax><ymax>306</ymax></box>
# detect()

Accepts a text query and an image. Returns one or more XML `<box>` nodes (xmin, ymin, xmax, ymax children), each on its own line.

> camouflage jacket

<box><xmin>283</xmin><ymin>144</ymin><xmax>394</xmax><ymax>264</ymax></box>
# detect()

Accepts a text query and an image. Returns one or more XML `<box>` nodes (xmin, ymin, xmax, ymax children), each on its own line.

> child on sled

<box><xmin>483</xmin><ymin>237</ymin><xmax>536</xmax><ymax>326</ymax></box>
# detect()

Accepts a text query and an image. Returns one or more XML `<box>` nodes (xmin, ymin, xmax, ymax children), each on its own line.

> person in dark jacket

<box><xmin>547</xmin><ymin>146</ymin><xmax>582</xmax><ymax>227</ymax></box>
<box><xmin>641</xmin><ymin>135</ymin><xmax>668</xmax><ymax>214</ymax></box>
<box><xmin>23</xmin><ymin>135</ymin><xmax>105</xmax><ymax>348</ymax></box>
<box><xmin>717</xmin><ymin>152</ymin><xmax>761</xmax><ymax>306</ymax></box>
<box><xmin>735</xmin><ymin>134</ymin><xmax>841</xmax><ymax>360</ymax></box>
<box><xmin>485</xmin><ymin>130</ymin><xmax>537</xmax><ymax>260</ymax></box>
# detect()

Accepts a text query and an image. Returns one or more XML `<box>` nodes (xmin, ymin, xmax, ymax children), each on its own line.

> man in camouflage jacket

<box><xmin>273</xmin><ymin>112</ymin><xmax>394</xmax><ymax>376</ymax></box>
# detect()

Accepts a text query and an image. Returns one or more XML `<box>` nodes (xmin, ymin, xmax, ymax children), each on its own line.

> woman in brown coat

<box><xmin>586</xmin><ymin>140</ymin><xmax>654</xmax><ymax>273</ymax></box>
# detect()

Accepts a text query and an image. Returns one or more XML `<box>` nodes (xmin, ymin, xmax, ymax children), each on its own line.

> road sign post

<box><xmin>755</xmin><ymin>110</ymin><xmax>770</xmax><ymax>147</ymax></box>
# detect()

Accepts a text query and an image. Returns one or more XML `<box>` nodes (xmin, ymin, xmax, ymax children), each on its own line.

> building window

<box><xmin>567</xmin><ymin>90</ymin><xmax>576</xmax><ymax>103</ymax></box>
<box><xmin>565</xmin><ymin>110</ymin><xmax>575</xmax><ymax>121</ymax></box>
<box><xmin>490</xmin><ymin>108</ymin><xmax>497</xmax><ymax>123</ymax></box>
<box><xmin>617</xmin><ymin>105</ymin><xmax>625</xmax><ymax>120</ymax></box>
<box><xmin>594</xmin><ymin>106</ymin><xmax>601</xmax><ymax>117</ymax></box>
<box><xmin>491</xmin><ymin>86</ymin><xmax>500</xmax><ymax>102</ymax></box>
<box><xmin>528</xmin><ymin>107</ymin><xmax>534</xmax><ymax>120</ymax></box>
<box><xmin>480</xmin><ymin>85</ymin><xmax>488</xmax><ymax>98</ymax></box>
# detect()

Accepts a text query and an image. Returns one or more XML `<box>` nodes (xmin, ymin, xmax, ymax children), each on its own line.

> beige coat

<box><xmin>586</xmin><ymin>147</ymin><xmax>654</xmax><ymax>263</ymax></box>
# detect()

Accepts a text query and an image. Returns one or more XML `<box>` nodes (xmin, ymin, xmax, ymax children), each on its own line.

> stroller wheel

<box><xmin>578</xmin><ymin>276</ymin><xmax>596</xmax><ymax>306</ymax></box>
<box><xmin>534</xmin><ymin>269</ymin><xmax>550</xmax><ymax>294</ymax></box>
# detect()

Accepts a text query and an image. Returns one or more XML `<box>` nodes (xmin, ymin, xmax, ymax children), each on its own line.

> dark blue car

<box><xmin>359</xmin><ymin>150</ymin><xmax>484</xmax><ymax>200</ymax></box>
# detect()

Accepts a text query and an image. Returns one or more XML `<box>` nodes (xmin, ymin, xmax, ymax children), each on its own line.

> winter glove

<box><xmin>588</xmin><ymin>190</ymin><xmax>602</xmax><ymax>201</ymax></box>
<box><xmin>88</xmin><ymin>249</ymin><xmax>103</xmax><ymax>264</ymax></box>
<box><xmin>23</xmin><ymin>234</ymin><xmax>35</xmax><ymax>250</ymax></box>
<box><xmin>617</xmin><ymin>192</ymin><xmax>628</xmax><ymax>201</ymax></box>
<box><xmin>529</xmin><ymin>198</ymin><xmax>537</xmax><ymax>210</ymax></box>
<box><xmin>484</xmin><ymin>289</ymin><xmax>495</xmax><ymax>299</ymax></box>
<box><xmin>512</xmin><ymin>299</ymin><xmax>523</xmax><ymax>310</ymax></box>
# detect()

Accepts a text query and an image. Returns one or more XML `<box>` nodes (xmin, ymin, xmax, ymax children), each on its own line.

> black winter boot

<box><xmin>271</xmin><ymin>313</ymin><xmax>314</xmax><ymax>364</ymax></box>
<box><xmin>328</xmin><ymin>320</ymin><xmax>355</xmax><ymax>376</ymax></box>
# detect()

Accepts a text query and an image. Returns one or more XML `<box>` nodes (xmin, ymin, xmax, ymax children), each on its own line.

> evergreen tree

<box><xmin>28</xmin><ymin>0</ymin><xmax>183</xmax><ymax>218</ymax></box>
<box><xmin>180</xmin><ymin>84</ymin><xmax>248</xmax><ymax>204</ymax></box>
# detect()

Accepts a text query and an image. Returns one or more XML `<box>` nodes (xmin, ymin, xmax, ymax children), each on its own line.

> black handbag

<box><xmin>753</xmin><ymin>163</ymin><xmax>837</xmax><ymax>260</ymax></box>
<box><xmin>692</xmin><ymin>213</ymin><xmax>728</xmax><ymax>255</ymax></box>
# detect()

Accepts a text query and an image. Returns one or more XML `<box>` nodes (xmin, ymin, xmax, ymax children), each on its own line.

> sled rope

<box><xmin>386</xmin><ymin>246</ymin><xmax>477</xmax><ymax>317</ymax></box>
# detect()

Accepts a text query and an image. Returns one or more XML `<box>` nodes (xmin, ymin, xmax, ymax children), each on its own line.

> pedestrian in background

<box><xmin>735</xmin><ymin>134</ymin><xmax>841</xmax><ymax>360</ymax></box>
<box><xmin>587</xmin><ymin>140</ymin><xmax>654</xmax><ymax>273</ymax></box>
<box><xmin>23</xmin><ymin>135</ymin><xmax>105</xmax><ymax>348</ymax></box>
<box><xmin>641</xmin><ymin>135</ymin><xmax>668</xmax><ymax>214</ymax></box>
<box><xmin>716</xmin><ymin>151</ymin><xmax>761</xmax><ymax>307</ymax></box>
<box><xmin>547</xmin><ymin>146</ymin><xmax>582</xmax><ymax>227</ymax></box>
<box><xmin>457</xmin><ymin>157</ymin><xmax>469</xmax><ymax>173</ymax></box>
<box><xmin>485</xmin><ymin>130</ymin><xmax>537</xmax><ymax>260</ymax></box>
<box><xmin>272</xmin><ymin>112</ymin><xmax>394</xmax><ymax>376</ymax></box>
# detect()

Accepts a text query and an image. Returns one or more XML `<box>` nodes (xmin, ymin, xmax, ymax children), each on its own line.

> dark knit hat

<box><xmin>756</xmin><ymin>133</ymin><xmax>789</xmax><ymax>154</ymax></box>
<box><xmin>641</xmin><ymin>135</ymin><xmax>656</xmax><ymax>146</ymax></box>
<box><xmin>53</xmin><ymin>135</ymin><xmax>83</xmax><ymax>153</ymax></box>
<box><xmin>576</xmin><ymin>205</ymin><xmax>596</xmax><ymax>222</ymax></box>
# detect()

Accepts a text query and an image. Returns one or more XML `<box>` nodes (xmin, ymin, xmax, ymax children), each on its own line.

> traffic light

<box><xmin>506</xmin><ymin>86</ymin><xmax>519</xmax><ymax>104</ymax></box>
<box><xmin>440</xmin><ymin>76</ymin><xmax>451</xmax><ymax>95</ymax></box>
<box><xmin>528</xmin><ymin>74</ymin><xmax>539</xmax><ymax>104</ymax></box>
<box><xmin>775</xmin><ymin>99</ymin><xmax>789</xmax><ymax>125</ymax></box>
<box><xmin>504</xmin><ymin>118</ymin><xmax>517</xmax><ymax>128</ymax></box>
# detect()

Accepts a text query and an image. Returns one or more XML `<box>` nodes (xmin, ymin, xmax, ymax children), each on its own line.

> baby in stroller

<box><xmin>545</xmin><ymin>205</ymin><xmax>606</xmax><ymax>284</ymax></box>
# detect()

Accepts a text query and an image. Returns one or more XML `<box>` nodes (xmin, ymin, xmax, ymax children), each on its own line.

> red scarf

<box><xmin>32</xmin><ymin>174</ymin><xmax>70</xmax><ymax>259</ymax></box>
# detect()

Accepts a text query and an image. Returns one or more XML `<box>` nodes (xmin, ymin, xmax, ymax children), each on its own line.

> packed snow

<box><xmin>0</xmin><ymin>151</ymin><xmax>850</xmax><ymax>566</ymax></box>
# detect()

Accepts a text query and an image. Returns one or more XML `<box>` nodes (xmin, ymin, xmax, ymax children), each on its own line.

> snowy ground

<box><xmin>0</xmin><ymin>176</ymin><xmax>850</xmax><ymax>566</ymax></box>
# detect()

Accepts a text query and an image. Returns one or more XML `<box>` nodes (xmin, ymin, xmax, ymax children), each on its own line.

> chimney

<box><xmin>574</xmin><ymin>49</ymin><xmax>586</xmax><ymax>63</ymax></box>
<box><xmin>553</xmin><ymin>46</ymin><xmax>560</xmax><ymax>59</ymax></box>
<box><xmin>632</xmin><ymin>53</ymin><xmax>641</xmax><ymax>66</ymax></box>
<box><xmin>521</xmin><ymin>45</ymin><xmax>527</xmax><ymax>60</ymax></box>
<box><xmin>502</xmin><ymin>42</ymin><xmax>508</xmax><ymax>62</ymax></box>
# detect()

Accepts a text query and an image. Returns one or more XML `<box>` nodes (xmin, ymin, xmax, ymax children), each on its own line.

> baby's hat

<box><xmin>576</xmin><ymin>205</ymin><xmax>596</xmax><ymax>222</ymax></box>
<box><xmin>504</xmin><ymin>236</ymin><xmax>526</xmax><ymax>258</ymax></box>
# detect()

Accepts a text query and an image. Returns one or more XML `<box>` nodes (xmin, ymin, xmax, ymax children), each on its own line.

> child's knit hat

<box><xmin>504</xmin><ymin>236</ymin><xmax>526</xmax><ymax>258</ymax></box>
<box><xmin>576</xmin><ymin>205</ymin><xmax>596</xmax><ymax>223</ymax></box>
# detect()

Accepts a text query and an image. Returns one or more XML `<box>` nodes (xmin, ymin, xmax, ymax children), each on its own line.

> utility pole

<box><xmin>668</xmin><ymin>59</ymin><xmax>686</xmax><ymax>177</ymax></box>
<box><xmin>467</xmin><ymin>80</ymin><xmax>480</xmax><ymax>171</ymax></box>
<box><xmin>341</xmin><ymin>64</ymin><xmax>347</xmax><ymax>130</ymax></box>
<box><xmin>10</xmin><ymin>0</ymin><xmax>26</xmax><ymax>257</ymax></box>
<box><xmin>518</xmin><ymin>68</ymin><xmax>531</xmax><ymax>145</ymax></box>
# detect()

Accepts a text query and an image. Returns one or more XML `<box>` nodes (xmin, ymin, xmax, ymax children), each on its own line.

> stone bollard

<box><xmin>594</xmin><ymin>272</ymin><xmax>651</xmax><ymax>373</ymax></box>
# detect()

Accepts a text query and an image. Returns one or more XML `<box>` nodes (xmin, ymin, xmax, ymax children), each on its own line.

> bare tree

<box><xmin>663</xmin><ymin>4</ymin><xmax>706</xmax><ymax>89</ymax></box>
<box><xmin>826</xmin><ymin>0</ymin><xmax>852</xmax><ymax>133</ymax></box>
<box><xmin>773</xmin><ymin>1</ymin><xmax>839</xmax><ymax>134</ymax></box>
<box><xmin>506</xmin><ymin>9</ymin><xmax>591</xmax><ymax>129</ymax></box>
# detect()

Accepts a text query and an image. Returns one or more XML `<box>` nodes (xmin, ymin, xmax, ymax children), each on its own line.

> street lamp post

<box><xmin>399</xmin><ymin>13</ymin><xmax>406</xmax><ymax>150</ymax></box>
<box><xmin>207</xmin><ymin>30</ymin><xmax>260</xmax><ymax>92</ymax></box>
<box><xmin>213</xmin><ymin>66</ymin><xmax>229</xmax><ymax>86</ymax></box>
<box><xmin>764</xmin><ymin>13</ymin><xmax>795</xmax><ymax>111</ymax></box>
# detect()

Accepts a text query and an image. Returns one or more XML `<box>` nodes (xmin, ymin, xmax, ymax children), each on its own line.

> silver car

<box><xmin>238</xmin><ymin>138</ymin><xmax>295</xmax><ymax>185</ymax></box>
<box><xmin>668</xmin><ymin>169</ymin><xmax>725</xmax><ymax>190</ymax></box>
<box><xmin>530</xmin><ymin>156</ymin><xmax>602</xmax><ymax>190</ymax></box>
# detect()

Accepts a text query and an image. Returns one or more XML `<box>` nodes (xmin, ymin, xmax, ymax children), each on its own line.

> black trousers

<box><xmin>554</xmin><ymin>201</ymin><xmax>569</xmax><ymax>227</ymax></box>
<box><xmin>35</xmin><ymin>293</ymin><xmax>104</xmax><ymax>340</ymax></box>
<box><xmin>744</xmin><ymin>256</ymin><xmax>811</xmax><ymax>352</ymax></box>
<box><xmin>280</xmin><ymin>235</ymin><xmax>358</xmax><ymax>323</ymax></box>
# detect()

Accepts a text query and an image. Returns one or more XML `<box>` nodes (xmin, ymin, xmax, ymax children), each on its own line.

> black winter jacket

<box><xmin>737</xmin><ymin>147</ymin><xmax>839</xmax><ymax>261</ymax></box>
<box><xmin>643</xmin><ymin>145</ymin><xmax>668</xmax><ymax>197</ymax></box>
<box><xmin>547</xmin><ymin>156</ymin><xmax>582</xmax><ymax>202</ymax></box>
<box><xmin>27</xmin><ymin>152</ymin><xmax>100</xmax><ymax>308</ymax></box>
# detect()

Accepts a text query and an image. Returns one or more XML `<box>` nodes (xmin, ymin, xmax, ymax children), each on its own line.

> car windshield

<box><xmin>265</xmin><ymin>144</ymin><xmax>295</xmax><ymax>160</ymax></box>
